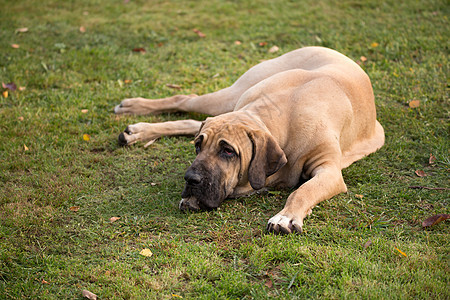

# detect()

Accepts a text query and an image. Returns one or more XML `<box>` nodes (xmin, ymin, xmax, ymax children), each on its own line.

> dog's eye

<box><xmin>195</xmin><ymin>142</ymin><xmax>201</xmax><ymax>154</ymax></box>
<box><xmin>221</xmin><ymin>147</ymin><xmax>236</xmax><ymax>158</ymax></box>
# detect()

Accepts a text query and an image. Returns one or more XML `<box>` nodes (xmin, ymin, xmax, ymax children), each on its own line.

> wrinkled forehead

<box><xmin>196</xmin><ymin>117</ymin><xmax>248</xmax><ymax>149</ymax></box>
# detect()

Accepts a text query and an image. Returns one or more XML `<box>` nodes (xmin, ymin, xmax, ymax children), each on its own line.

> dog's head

<box><xmin>179</xmin><ymin>113</ymin><xmax>287</xmax><ymax>211</ymax></box>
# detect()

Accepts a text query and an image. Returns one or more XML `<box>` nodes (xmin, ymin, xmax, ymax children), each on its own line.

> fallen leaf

<box><xmin>11</xmin><ymin>44</ymin><xmax>20</xmax><ymax>49</ymax></box>
<box><xmin>394</xmin><ymin>247</ymin><xmax>407</xmax><ymax>257</ymax></box>
<box><xmin>234</xmin><ymin>40</ymin><xmax>242</xmax><ymax>45</ymax></box>
<box><xmin>363</xmin><ymin>239</ymin><xmax>372</xmax><ymax>249</ymax></box>
<box><xmin>3</xmin><ymin>82</ymin><xmax>17</xmax><ymax>91</ymax></box>
<box><xmin>166</xmin><ymin>83</ymin><xmax>182</xmax><ymax>90</ymax></box>
<box><xmin>81</xmin><ymin>109</ymin><xmax>89</xmax><ymax>114</ymax></box>
<box><xmin>429</xmin><ymin>153</ymin><xmax>436</xmax><ymax>165</ymax></box>
<box><xmin>82</xmin><ymin>289</ymin><xmax>97</xmax><ymax>300</ymax></box>
<box><xmin>192</xmin><ymin>28</ymin><xmax>206</xmax><ymax>38</ymax></box>
<box><xmin>422</xmin><ymin>214</ymin><xmax>450</xmax><ymax>228</ymax></box>
<box><xmin>259</xmin><ymin>42</ymin><xmax>267</xmax><ymax>46</ymax></box>
<box><xmin>132</xmin><ymin>47</ymin><xmax>146</xmax><ymax>53</ymax></box>
<box><xmin>264</xmin><ymin>279</ymin><xmax>273</xmax><ymax>288</ymax></box>
<box><xmin>124</xmin><ymin>79</ymin><xmax>132</xmax><ymax>84</ymax></box>
<box><xmin>150</xmin><ymin>182</ymin><xmax>157</xmax><ymax>186</ymax></box>
<box><xmin>408</xmin><ymin>100</ymin><xmax>420</xmax><ymax>108</ymax></box>
<box><xmin>24</xmin><ymin>144</ymin><xmax>29</xmax><ymax>151</ymax></box>
<box><xmin>110</xmin><ymin>217</ymin><xmax>121</xmax><ymax>223</ymax></box>
<box><xmin>83</xmin><ymin>134</ymin><xmax>91</xmax><ymax>141</ymax></box>
<box><xmin>16</xmin><ymin>27</ymin><xmax>29</xmax><ymax>33</ymax></box>
<box><xmin>172</xmin><ymin>294</ymin><xmax>183</xmax><ymax>299</ymax></box>
<box><xmin>18</xmin><ymin>116</ymin><xmax>24</xmax><ymax>121</ymax></box>
<box><xmin>268</xmin><ymin>45</ymin><xmax>279</xmax><ymax>53</ymax></box>
<box><xmin>2</xmin><ymin>91</ymin><xmax>8</xmax><ymax>98</ymax></box>
<box><xmin>360</xmin><ymin>56</ymin><xmax>368</xmax><ymax>62</ymax></box>
<box><xmin>371</xmin><ymin>42</ymin><xmax>379</xmax><ymax>48</ymax></box>
<box><xmin>79</xmin><ymin>26</ymin><xmax>86</xmax><ymax>33</ymax></box>
<box><xmin>139</xmin><ymin>248</ymin><xmax>153</xmax><ymax>257</ymax></box>
<box><xmin>70</xmin><ymin>206</ymin><xmax>80</xmax><ymax>212</ymax></box>
<box><xmin>105</xmin><ymin>270</ymin><xmax>111</xmax><ymax>276</ymax></box>
<box><xmin>41</xmin><ymin>279</ymin><xmax>49</xmax><ymax>284</ymax></box>
<box><xmin>355</xmin><ymin>194</ymin><xmax>364</xmax><ymax>199</ymax></box>
<box><xmin>19</xmin><ymin>86</ymin><xmax>26</xmax><ymax>91</ymax></box>
<box><xmin>415</xmin><ymin>170</ymin><xmax>427</xmax><ymax>177</ymax></box>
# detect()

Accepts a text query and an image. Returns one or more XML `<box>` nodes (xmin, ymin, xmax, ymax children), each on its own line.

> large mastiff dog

<box><xmin>115</xmin><ymin>47</ymin><xmax>384</xmax><ymax>234</ymax></box>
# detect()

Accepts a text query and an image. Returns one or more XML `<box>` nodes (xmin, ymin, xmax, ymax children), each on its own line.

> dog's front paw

<box><xmin>118</xmin><ymin>123</ymin><xmax>158</xmax><ymax>147</ymax></box>
<box><xmin>114</xmin><ymin>98</ymin><xmax>152</xmax><ymax>115</ymax></box>
<box><xmin>267</xmin><ymin>213</ymin><xmax>304</xmax><ymax>234</ymax></box>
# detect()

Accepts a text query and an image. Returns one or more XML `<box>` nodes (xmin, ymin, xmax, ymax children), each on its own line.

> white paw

<box><xmin>267</xmin><ymin>213</ymin><xmax>303</xmax><ymax>234</ymax></box>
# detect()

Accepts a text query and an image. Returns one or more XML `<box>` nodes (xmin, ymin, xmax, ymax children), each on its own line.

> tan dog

<box><xmin>115</xmin><ymin>47</ymin><xmax>384</xmax><ymax>234</ymax></box>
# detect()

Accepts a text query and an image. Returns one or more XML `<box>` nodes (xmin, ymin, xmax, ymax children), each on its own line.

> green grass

<box><xmin>0</xmin><ymin>0</ymin><xmax>448</xmax><ymax>298</ymax></box>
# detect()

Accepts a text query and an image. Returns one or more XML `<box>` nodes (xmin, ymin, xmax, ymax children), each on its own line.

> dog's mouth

<box><xmin>179</xmin><ymin>197</ymin><xmax>200</xmax><ymax>211</ymax></box>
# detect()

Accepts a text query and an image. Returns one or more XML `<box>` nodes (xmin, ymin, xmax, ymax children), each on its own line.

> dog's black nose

<box><xmin>184</xmin><ymin>169</ymin><xmax>202</xmax><ymax>185</ymax></box>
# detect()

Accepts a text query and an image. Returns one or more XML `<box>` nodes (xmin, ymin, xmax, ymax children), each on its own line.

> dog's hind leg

<box><xmin>118</xmin><ymin>119</ymin><xmax>202</xmax><ymax>147</ymax></box>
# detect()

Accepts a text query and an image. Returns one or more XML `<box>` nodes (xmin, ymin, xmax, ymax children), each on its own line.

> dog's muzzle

<box><xmin>179</xmin><ymin>197</ymin><xmax>200</xmax><ymax>211</ymax></box>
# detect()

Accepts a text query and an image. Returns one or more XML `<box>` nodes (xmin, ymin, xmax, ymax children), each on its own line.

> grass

<box><xmin>0</xmin><ymin>0</ymin><xmax>448</xmax><ymax>298</ymax></box>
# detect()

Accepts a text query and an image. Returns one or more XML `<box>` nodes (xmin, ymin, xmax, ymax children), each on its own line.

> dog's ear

<box><xmin>247</xmin><ymin>131</ymin><xmax>287</xmax><ymax>190</ymax></box>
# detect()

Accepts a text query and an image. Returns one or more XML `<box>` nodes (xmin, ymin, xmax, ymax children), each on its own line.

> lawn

<box><xmin>0</xmin><ymin>0</ymin><xmax>448</xmax><ymax>298</ymax></box>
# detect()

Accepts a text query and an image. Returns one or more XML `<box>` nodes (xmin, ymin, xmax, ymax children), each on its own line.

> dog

<box><xmin>114</xmin><ymin>46</ymin><xmax>385</xmax><ymax>234</ymax></box>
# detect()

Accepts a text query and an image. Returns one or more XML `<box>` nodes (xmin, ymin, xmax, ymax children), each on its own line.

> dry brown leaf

<box><xmin>81</xmin><ymin>109</ymin><xmax>89</xmax><ymax>114</ymax></box>
<box><xmin>415</xmin><ymin>170</ymin><xmax>427</xmax><ymax>177</ymax></box>
<box><xmin>193</xmin><ymin>28</ymin><xmax>206</xmax><ymax>38</ymax></box>
<box><xmin>429</xmin><ymin>153</ymin><xmax>436</xmax><ymax>165</ymax></box>
<box><xmin>360</xmin><ymin>56</ymin><xmax>368</xmax><ymax>62</ymax></box>
<box><xmin>79</xmin><ymin>26</ymin><xmax>86</xmax><ymax>33</ymax></box>
<box><xmin>363</xmin><ymin>239</ymin><xmax>372</xmax><ymax>249</ymax></box>
<box><xmin>139</xmin><ymin>248</ymin><xmax>153</xmax><ymax>257</ymax></box>
<box><xmin>82</xmin><ymin>289</ymin><xmax>97</xmax><ymax>300</ymax></box>
<box><xmin>234</xmin><ymin>40</ymin><xmax>242</xmax><ymax>45</ymax></box>
<box><xmin>2</xmin><ymin>82</ymin><xmax>17</xmax><ymax>91</ymax></box>
<box><xmin>18</xmin><ymin>116</ymin><xmax>24</xmax><ymax>121</ymax></box>
<box><xmin>166</xmin><ymin>84</ymin><xmax>182</xmax><ymax>90</ymax></box>
<box><xmin>132</xmin><ymin>47</ymin><xmax>146</xmax><ymax>53</ymax></box>
<box><xmin>408</xmin><ymin>100</ymin><xmax>420</xmax><ymax>108</ymax></box>
<box><xmin>11</xmin><ymin>44</ymin><xmax>20</xmax><ymax>49</ymax></box>
<box><xmin>19</xmin><ymin>86</ymin><xmax>26</xmax><ymax>91</ymax></box>
<box><xmin>394</xmin><ymin>247</ymin><xmax>407</xmax><ymax>257</ymax></box>
<box><xmin>110</xmin><ymin>217</ymin><xmax>120</xmax><ymax>223</ymax></box>
<box><xmin>264</xmin><ymin>279</ymin><xmax>273</xmax><ymax>288</ymax></box>
<box><xmin>41</xmin><ymin>279</ymin><xmax>49</xmax><ymax>284</ymax></box>
<box><xmin>355</xmin><ymin>194</ymin><xmax>364</xmax><ymax>199</ymax></box>
<box><xmin>24</xmin><ymin>144</ymin><xmax>29</xmax><ymax>151</ymax></box>
<box><xmin>259</xmin><ymin>42</ymin><xmax>267</xmax><ymax>46</ymax></box>
<box><xmin>69</xmin><ymin>206</ymin><xmax>80</xmax><ymax>212</ymax></box>
<box><xmin>268</xmin><ymin>46</ymin><xmax>279</xmax><ymax>53</ymax></box>
<box><xmin>124</xmin><ymin>79</ymin><xmax>132</xmax><ymax>84</ymax></box>
<box><xmin>16</xmin><ymin>27</ymin><xmax>29</xmax><ymax>33</ymax></box>
<box><xmin>422</xmin><ymin>214</ymin><xmax>450</xmax><ymax>228</ymax></box>
<box><xmin>105</xmin><ymin>270</ymin><xmax>111</xmax><ymax>276</ymax></box>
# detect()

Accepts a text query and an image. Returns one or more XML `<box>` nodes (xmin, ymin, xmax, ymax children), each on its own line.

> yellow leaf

<box><xmin>2</xmin><ymin>91</ymin><xmax>8</xmax><ymax>98</ymax></box>
<box><xmin>408</xmin><ymin>100</ymin><xmax>420</xmax><ymax>108</ymax></box>
<box><xmin>109</xmin><ymin>217</ymin><xmax>120</xmax><ymax>223</ymax></box>
<box><xmin>172</xmin><ymin>294</ymin><xmax>183</xmax><ymax>298</ymax></box>
<box><xmin>83</xmin><ymin>134</ymin><xmax>90</xmax><ymax>141</ymax></box>
<box><xmin>24</xmin><ymin>144</ymin><xmax>29</xmax><ymax>151</ymax></box>
<box><xmin>140</xmin><ymin>248</ymin><xmax>153</xmax><ymax>257</ymax></box>
<box><xmin>394</xmin><ymin>247</ymin><xmax>407</xmax><ymax>257</ymax></box>
<box><xmin>371</xmin><ymin>42</ymin><xmax>379</xmax><ymax>48</ymax></box>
